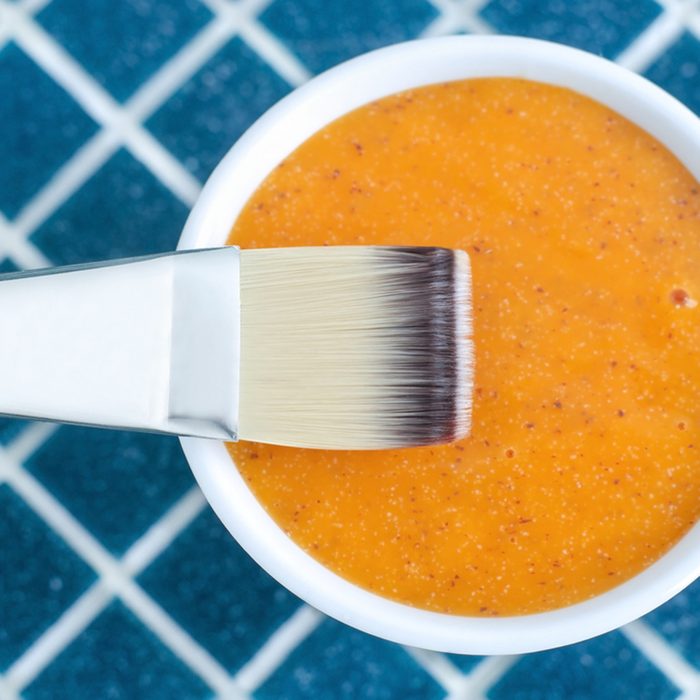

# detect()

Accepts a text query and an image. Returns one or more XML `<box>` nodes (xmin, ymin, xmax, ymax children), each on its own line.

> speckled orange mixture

<box><xmin>226</xmin><ymin>78</ymin><xmax>700</xmax><ymax>616</ymax></box>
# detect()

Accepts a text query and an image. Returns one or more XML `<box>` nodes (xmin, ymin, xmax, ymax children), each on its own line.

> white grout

<box><xmin>688</xmin><ymin>9</ymin><xmax>700</xmax><ymax>40</ymax></box>
<box><xmin>121</xmin><ymin>127</ymin><xmax>201</xmax><ymax>206</ymax></box>
<box><xmin>459</xmin><ymin>655</ymin><xmax>520</xmax><ymax>699</ymax></box>
<box><xmin>615</xmin><ymin>5</ymin><xmax>687</xmax><ymax>73</ymax></box>
<box><xmin>17</xmin><ymin>0</ymin><xmax>53</xmax><ymax>13</ymax></box>
<box><xmin>0</xmin><ymin>215</ymin><xmax>51</xmax><ymax>269</ymax></box>
<box><xmin>234</xmin><ymin>605</ymin><xmax>323</xmax><ymax>693</ymax></box>
<box><xmin>4</xmin><ymin>582</ymin><xmax>113</xmax><ymax>692</ymax></box>
<box><xmin>116</xmin><ymin>580</ymin><xmax>238</xmax><ymax>696</ymax></box>
<box><xmin>623</xmin><ymin>620</ymin><xmax>700</xmax><ymax>695</ymax></box>
<box><xmin>125</xmin><ymin>17</ymin><xmax>235</xmax><ymax>121</ymax></box>
<box><xmin>120</xmin><ymin>487</ymin><xmax>206</xmax><ymax>575</ymax></box>
<box><xmin>404</xmin><ymin>648</ymin><xmax>469</xmax><ymax>695</ymax></box>
<box><xmin>0</xmin><ymin>5</ymin><xmax>15</xmax><ymax>51</ymax></box>
<box><xmin>420</xmin><ymin>1</ymin><xmax>469</xmax><ymax>39</ymax></box>
<box><xmin>422</xmin><ymin>0</ymin><xmax>494</xmax><ymax>36</ymax></box>
<box><xmin>5</xmin><ymin>422</ymin><xmax>58</xmax><ymax>464</ymax></box>
<box><xmin>0</xmin><ymin>0</ymin><xmax>306</xmax><ymax>260</ymax></box>
<box><xmin>8</xmin><ymin>5</ymin><xmax>202</xmax><ymax>206</ymax></box>
<box><xmin>11</xmin><ymin>130</ymin><xmax>121</xmax><ymax>240</ymax></box>
<box><xmin>457</xmin><ymin>0</ymin><xmax>496</xmax><ymax>35</ymax></box>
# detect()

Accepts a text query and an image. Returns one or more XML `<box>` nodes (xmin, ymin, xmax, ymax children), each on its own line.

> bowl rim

<box><xmin>178</xmin><ymin>35</ymin><xmax>700</xmax><ymax>654</ymax></box>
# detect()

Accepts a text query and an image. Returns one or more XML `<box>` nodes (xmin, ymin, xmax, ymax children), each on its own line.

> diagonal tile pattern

<box><xmin>25</xmin><ymin>427</ymin><xmax>196</xmax><ymax>555</ymax></box>
<box><xmin>147</xmin><ymin>37</ymin><xmax>292</xmax><ymax>182</ymax></box>
<box><xmin>480</xmin><ymin>0</ymin><xmax>663</xmax><ymax>58</ymax></box>
<box><xmin>36</xmin><ymin>0</ymin><xmax>213</xmax><ymax>101</ymax></box>
<box><xmin>0</xmin><ymin>485</ymin><xmax>95</xmax><ymax>670</ymax></box>
<box><xmin>259</xmin><ymin>0</ymin><xmax>439</xmax><ymax>73</ymax></box>
<box><xmin>255</xmin><ymin>618</ymin><xmax>445</xmax><ymax>699</ymax></box>
<box><xmin>23</xmin><ymin>601</ymin><xmax>210</xmax><ymax>699</ymax></box>
<box><xmin>138</xmin><ymin>508</ymin><xmax>301</xmax><ymax>673</ymax></box>
<box><xmin>30</xmin><ymin>148</ymin><xmax>189</xmax><ymax>265</ymax></box>
<box><xmin>0</xmin><ymin>42</ymin><xmax>97</xmax><ymax>219</ymax></box>
<box><xmin>2</xmin><ymin>0</ymin><xmax>700</xmax><ymax>697</ymax></box>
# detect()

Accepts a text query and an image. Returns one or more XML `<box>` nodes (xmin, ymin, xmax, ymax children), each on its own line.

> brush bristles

<box><xmin>238</xmin><ymin>246</ymin><xmax>473</xmax><ymax>450</ymax></box>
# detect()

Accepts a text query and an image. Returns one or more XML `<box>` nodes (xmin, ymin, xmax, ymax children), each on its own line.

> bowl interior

<box><xmin>178</xmin><ymin>36</ymin><xmax>700</xmax><ymax>654</ymax></box>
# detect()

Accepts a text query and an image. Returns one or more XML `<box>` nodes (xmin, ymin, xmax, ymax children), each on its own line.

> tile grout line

<box><xmin>5</xmin><ymin>582</ymin><xmax>114</xmax><ymax>693</ymax></box>
<box><xmin>120</xmin><ymin>487</ymin><xmax>208</xmax><ymax>574</ymax></box>
<box><xmin>688</xmin><ymin>9</ymin><xmax>700</xmax><ymax>40</ymax></box>
<box><xmin>615</xmin><ymin>2</ymin><xmax>687</xmax><ymax>73</ymax></box>
<box><xmin>623</xmin><ymin>620</ymin><xmax>700</xmax><ymax>695</ymax></box>
<box><xmin>456</xmin><ymin>0</ymin><xmax>496</xmax><ymax>35</ymax></box>
<box><xmin>455</xmin><ymin>655</ymin><xmax>521</xmax><ymax>699</ymax></box>
<box><xmin>237</xmin><ymin>17</ymin><xmax>312</xmax><ymax>86</ymax></box>
<box><xmin>404</xmin><ymin>648</ymin><xmax>469</xmax><ymax>695</ymax></box>
<box><xmin>2</xmin><ymin>0</ymin><xmax>698</xmax><ymax>695</ymax></box>
<box><xmin>17</xmin><ymin>0</ymin><xmax>52</xmax><ymax>13</ymax></box>
<box><xmin>4</xmin><ymin>13</ymin><xmax>243</xmax><ymax>243</ymax></box>
<box><xmin>0</xmin><ymin>0</ymin><xmax>246</xmax><ymax>266</ymax></box>
<box><xmin>5</xmin><ymin>422</ymin><xmax>59</xmax><ymax>464</ymax></box>
<box><xmin>0</xmin><ymin>214</ymin><xmax>52</xmax><ymax>269</ymax></box>
<box><xmin>117</xmin><ymin>580</ymin><xmax>243</xmax><ymax>698</ymax></box>
<box><xmin>10</xmin><ymin>129</ymin><xmax>122</xmax><ymax>241</ymax></box>
<box><xmin>0</xmin><ymin>676</ymin><xmax>21</xmax><ymax>700</ymax></box>
<box><xmin>233</xmin><ymin>605</ymin><xmax>324</xmax><ymax>694</ymax></box>
<box><xmin>422</xmin><ymin>0</ymin><xmax>494</xmax><ymax>37</ymax></box>
<box><xmin>0</xmin><ymin>0</ymin><xmax>50</xmax><ymax>52</ymax></box>
<box><xmin>124</xmin><ymin>16</ymin><xmax>235</xmax><ymax>121</ymax></box>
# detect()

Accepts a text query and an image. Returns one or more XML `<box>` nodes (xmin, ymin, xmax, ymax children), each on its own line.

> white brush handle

<box><xmin>0</xmin><ymin>247</ymin><xmax>240</xmax><ymax>439</ymax></box>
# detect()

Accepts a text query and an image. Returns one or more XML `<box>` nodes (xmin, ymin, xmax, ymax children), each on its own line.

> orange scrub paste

<box><xmin>227</xmin><ymin>78</ymin><xmax>700</xmax><ymax>616</ymax></box>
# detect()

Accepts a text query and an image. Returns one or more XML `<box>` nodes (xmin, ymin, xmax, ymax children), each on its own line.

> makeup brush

<box><xmin>0</xmin><ymin>246</ymin><xmax>473</xmax><ymax>450</ymax></box>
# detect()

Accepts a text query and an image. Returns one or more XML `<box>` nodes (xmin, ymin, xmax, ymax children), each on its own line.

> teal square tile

<box><xmin>645</xmin><ymin>32</ymin><xmax>700</xmax><ymax>115</ymax></box>
<box><xmin>488</xmin><ymin>631</ymin><xmax>679</xmax><ymax>700</ymax></box>
<box><xmin>0</xmin><ymin>43</ymin><xmax>98</xmax><ymax>219</ymax></box>
<box><xmin>255</xmin><ymin>618</ymin><xmax>445</xmax><ymax>699</ymax></box>
<box><xmin>480</xmin><ymin>0</ymin><xmax>662</xmax><ymax>58</ymax></box>
<box><xmin>24</xmin><ymin>601</ymin><xmax>210</xmax><ymax>699</ymax></box>
<box><xmin>138</xmin><ymin>508</ymin><xmax>300</xmax><ymax>672</ymax></box>
<box><xmin>0</xmin><ymin>485</ymin><xmax>96</xmax><ymax>670</ymax></box>
<box><xmin>37</xmin><ymin>0</ymin><xmax>213</xmax><ymax>101</ymax></box>
<box><xmin>25</xmin><ymin>427</ymin><xmax>196</xmax><ymax>555</ymax></box>
<box><xmin>646</xmin><ymin>578</ymin><xmax>700</xmax><ymax>670</ymax></box>
<box><xmin>30</xmin><ymin>149</ymin><xmax>189</xmax><ymax>265</ymax></box>
<box><xmin>260</xmin><ymin>0</ymin><xmax>439</xmax><ymax>74</ymax></box>
<box><xmin>146</xmin><ymin>38</ymin><xmax>291</xmax><ymax>182</ymax></box>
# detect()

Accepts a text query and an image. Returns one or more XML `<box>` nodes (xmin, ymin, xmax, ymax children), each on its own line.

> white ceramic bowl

<box><xmin>178</xmin><ymin>35</ymin><xmax>700</xmax><ymax>655</ymax></box>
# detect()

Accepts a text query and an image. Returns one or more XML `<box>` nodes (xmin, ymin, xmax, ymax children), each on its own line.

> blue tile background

<box><xmin>147</xmin><ymin>37</ymin><xmax>292</xmax><ymax>182</ymax></box>
<box><xmin>480</xmin><ymin>0</ymin><xmax>662</xmax><ymax>58</ymax></box>
<box><xmin>0</xmin><ymin>42</ymin><xmax>97</xmax><ymax>219</ymax></box>
<box><xmin>0</xmin><ymin>486</ymin><xmax>95</xmax><ymax>670</ymax></box>
<box><xmin>138</xmin><ymin>508</ymin><xmax>301</xmax><ymax>672</ymax></box>
<box><xmin>256</xmin><ymin>619</ymin><xmax>445</xmax><ymax>700</ymax></box>
<box><xmin>24</xmin><ymin>602</ymin><xmax>210</xmax><ymax>700</ymax></box>
<box><xmin>1</xmin><ymin>0</ymin><xmax>700</xmax><ymax>698</ymax></box>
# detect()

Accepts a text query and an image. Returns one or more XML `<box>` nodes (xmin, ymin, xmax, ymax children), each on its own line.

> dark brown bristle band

<box><xmin>373</xmin><ymin>246</ymin><xmax>470</xmax><ymax>446</ymax></box>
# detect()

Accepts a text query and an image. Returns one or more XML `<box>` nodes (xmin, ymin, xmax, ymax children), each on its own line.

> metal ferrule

<box><xmin>0</xmin><ymin>247</ymin><xmax>240</xmax><ymax>440</ymax></box>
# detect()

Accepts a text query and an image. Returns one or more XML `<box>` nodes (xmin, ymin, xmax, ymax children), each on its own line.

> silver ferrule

<box><xmin>0</xmin><ymin>247</ymin><xmax>240</xmax><ymax>440</ymax></box>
